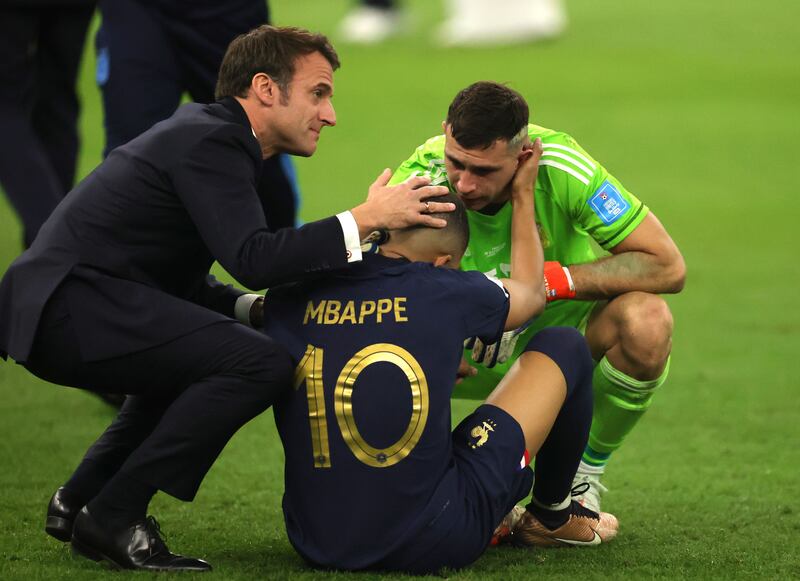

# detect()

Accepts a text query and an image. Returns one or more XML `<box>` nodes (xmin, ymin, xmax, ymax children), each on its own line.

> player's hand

<box><xmin>467</xmin><ymin>322</ymin><xmax>532</xmax><ymax>368</ymax></box>
<box><xmin>510</xmin><ymin>137</ymin><xmax>543</xmax><ymax>202</ymax></box>
<box><xmin>455</xmin><ymin>356</ymin><xmax>477</xmax><ymax>384</ymax></box>
<box><xmin>469</xmin><ymin>335</ymin><xmax>501</xmax><ymax>368</ymax></box>
<box><xmin>350</xmin><ymin>170</ymin><xmax>454</xmax><ymax>238</ymax></box>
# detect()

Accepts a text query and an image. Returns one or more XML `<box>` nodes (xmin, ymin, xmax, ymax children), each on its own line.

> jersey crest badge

<box><xmin>588</xmin><ymin>181</ymin><xmax>629</xmax><ymax>225</ymax></box>
<box><xmin>536</xmin><ymin>222</ymin><xmax>550</xmax><ymax>249</ymax></box>
<box><xmin>426</xmin><ymin>159</ymin><xmax>450</xmax><ymax>186</ymax></box>
<box><xmin>469</xmin><ymin>420</ymin><xmax>497</xmax><ymax>449</ymax></box>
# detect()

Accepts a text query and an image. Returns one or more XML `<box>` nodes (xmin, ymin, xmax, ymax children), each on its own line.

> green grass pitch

<box><xmin>1</xmin><ymin>0</ymin><xmax>799</xmax><ymax>578</ymax></box>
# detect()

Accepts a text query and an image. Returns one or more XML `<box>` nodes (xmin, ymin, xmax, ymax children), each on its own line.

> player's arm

<box><xmin>498</xmin><ymin>138</ymin><xmax>546</xmax><ymax>330</ymax></box>
<box><xmin>541</xmin><ymin>132</ymin><xmax>685</xmax><ymax>302</ymax></box>
<box><xmin>567</xmin><ymin>213</ymin><xmax>685</xmax><ymax>300</ymax></box>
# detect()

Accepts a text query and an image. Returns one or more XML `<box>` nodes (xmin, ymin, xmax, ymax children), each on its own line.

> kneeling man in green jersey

<box><xmin>390</xmin><ymin>81</ymin><xmax>686</xmax><ymax>511</ymax></box>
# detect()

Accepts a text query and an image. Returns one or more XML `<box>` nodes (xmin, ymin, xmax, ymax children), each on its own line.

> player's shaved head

<box><xmin>389</xmin><ymin>193</ymin><xmax>469</xmax><ymax>264</ymax></box>
<box><xmin>446</xmin><ymin>82</ymin><xmax>529</xmax><ymax>151</ymax></box>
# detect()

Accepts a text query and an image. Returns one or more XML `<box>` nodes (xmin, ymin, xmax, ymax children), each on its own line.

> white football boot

<box><xmin>571</xmin><ymin>468</ymin><xmax>608</xmax><ymax>513</ymax></box>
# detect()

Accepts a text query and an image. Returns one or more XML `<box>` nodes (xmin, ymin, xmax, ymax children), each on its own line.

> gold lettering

<box><xmin>394</xmin><ymin>297</ymin><xmax>408</xmax><ymax>322</ymax></box>
<box><xmin>358</xmin><ymin>301</ymin><xmax>376</xmax><ymax>324</ymax></box>
<box><xmin>293</xmin><ymin>345</ymin><xmax>331</xmax><ymax>468</ymax></box>
<box><xmin>295</xmin><ymin>342</ymin><xmax>430</xmax><ymax>470</ymax></box>
<box><xmin>339</xmin><ymin>301</ymin><xmax>357</xmax><ymax>324</ymax></box>
<box><xmin>376</xmin><ymin>299</ymin><xmax>392</xmax><ymax>323</ymax></box>
<box><xmin>334</xmin><ymin>343</ymin><xmax>429</xmax><ymax>468</ymax></box>
<box><xmin>323</xmin><ymin>300</ymin><xmax>342</xmax><ymax>324</ymax></box>
<box><xmin>303</xmin><ymin>300</ymin><xmax>326</xmax><ymax>325</ymax></box>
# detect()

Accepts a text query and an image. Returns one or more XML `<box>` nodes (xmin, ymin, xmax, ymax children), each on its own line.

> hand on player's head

<box><xmin>511</xmin><ymin>138</ymin><xmax>543</xmax><ymax>198</ymax></box>
<box><xmin>364</xmin><ymin>170</ymin><xmax>454</xmax><ymax>230</ymax></box>
<box><xmin>378</xmin><ymin>189</ymin><xmax>468</xmax><ymax>269</ymax></box>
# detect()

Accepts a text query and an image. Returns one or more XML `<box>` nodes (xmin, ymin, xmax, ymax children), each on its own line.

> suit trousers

<box><xmin>0</xmin><ymin>4</ymin><xmax>95</xmax><ymax>247</ymax></box>
<box><xmin>24</xmin><ymin>282</ymin><xmax>293</xmax><ymax>501</ymax></box>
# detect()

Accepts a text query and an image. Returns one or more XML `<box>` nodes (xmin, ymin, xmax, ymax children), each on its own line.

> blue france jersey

<box><xmin>263</xmin><ymin>253</ymin><xmax>509</xmax><ymax>570</ymax></box>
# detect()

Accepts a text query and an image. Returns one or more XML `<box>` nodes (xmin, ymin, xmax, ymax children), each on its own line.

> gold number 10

<box><xmin>293</xmin><ymin>343</ymin><xmax>430</xmax><ymax>469</ymax></box>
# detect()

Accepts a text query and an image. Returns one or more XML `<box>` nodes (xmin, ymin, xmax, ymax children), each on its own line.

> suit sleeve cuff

<box><xmin>336</xmin><ymin>211</ymin><xmax>362</xmax><ymax>263</ymax></box>
<box><xmin>234</xmin><ymin>294</ymin><xmax>262</xmax><ymax>327</ymax></box>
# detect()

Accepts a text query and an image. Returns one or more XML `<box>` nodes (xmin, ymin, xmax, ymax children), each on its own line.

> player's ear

<box><xmin>252</xmin><ymin>73</ymin><xmax>277</xmax><ymax>106</ymax></box>
<box><xmin>515</xmin><ymin>149</ymin><xmax>533</xmax><ymax>170</ymax></box>
<box><xmin>441</xmin><ymin>121</ymin><xmax>447</xmax><ymax>133</ymax></box>
<box><xmin>433</xmin><ymin>254</ymin><xmax>453</xmax><ymax>268</ymax></box>
<box><xmin>515</xmin><ymin>138</ymin><xmax>534</xmax><ymax>165</ymax></box>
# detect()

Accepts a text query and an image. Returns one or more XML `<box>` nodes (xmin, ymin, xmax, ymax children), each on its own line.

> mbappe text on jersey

<box><xmin>303</xmin><ymin>298</ymin><xmax>408</xmax><ymax>325</ymax></box>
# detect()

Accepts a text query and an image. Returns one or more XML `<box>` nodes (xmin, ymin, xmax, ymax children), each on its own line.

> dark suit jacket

<box><xmin>0</xmin><ymin>97</ymin><xmax>348</xmax><ymax>362</ymax></box>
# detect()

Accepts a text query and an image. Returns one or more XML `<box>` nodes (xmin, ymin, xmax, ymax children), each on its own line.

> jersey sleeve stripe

<box><xmin>542</xmin><ymin>143</ymin><xmax>597</xmax><ymax>170</ymax></box>
<box><xmin>540</xmin><ymin>159</ymin><xmax>590</xmax><ymax>186</ymax></box>
<box><xmin>541</xmin><ymin>150</ymin><xmax>595</xmax><ymax>181</ymax></box>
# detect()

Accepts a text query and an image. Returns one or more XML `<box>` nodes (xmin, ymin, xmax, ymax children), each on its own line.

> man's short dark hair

<box><xmin>215</xmin><ymin>25</ymin><xmax>340</xmax><ymax>101</ymax></box>
<box><xmin>446</xmin><ymin>81</ymin><xmax>529</xmax><ymax>150</ymax></box>
<box><xmin>419</xmin><ymin>193</ymin><xmax>470</xmax><ymax>256</ymax></box>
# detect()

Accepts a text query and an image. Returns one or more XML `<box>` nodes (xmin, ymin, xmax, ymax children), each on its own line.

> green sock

<box><xmin>582</xmin><ymin>356</ymin><xmax>670</xmax><ymax>468</ymax></box>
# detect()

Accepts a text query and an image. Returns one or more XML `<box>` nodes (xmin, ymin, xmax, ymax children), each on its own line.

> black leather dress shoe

<box><xmin>45</xmin><ymin>487</ymin><xmax>83</xmax><ymax>542</ymax></box>
<box><xmin>71</xmin><ymin>507</ymin><xmax>212</xmax><ymax>572</ymax></box>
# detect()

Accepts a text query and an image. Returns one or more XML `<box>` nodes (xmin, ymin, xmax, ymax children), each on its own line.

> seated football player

<box><xmin>260</xmin><ymin>139</ymin><xmax>618</xmax><ymax>574</ymax></box>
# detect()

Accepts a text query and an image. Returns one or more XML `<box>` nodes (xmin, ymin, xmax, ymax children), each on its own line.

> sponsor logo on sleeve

<box><xmin>588</xmin><ymin>181</ymin><xmax>629</xmax><ymax>225</ymax></box>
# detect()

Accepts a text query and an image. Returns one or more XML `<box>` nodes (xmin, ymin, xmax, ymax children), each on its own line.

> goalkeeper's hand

<box><xmin>465</xmin><ymin>322</ymin><xmax>531</xmax><ymax>368</ymax></box>
<box><xmin>455</xmin><ymin>357</ymin><xmax>477</xmax><ymax>384</ymax></box>
<box><xmin>544</xmin><ymin>261</ymin><xmax>576</xmax><ymax>302</ymax></box>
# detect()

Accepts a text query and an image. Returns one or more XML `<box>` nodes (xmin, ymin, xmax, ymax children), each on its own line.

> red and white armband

<box><xmin>544</xmin><ymin>261</ymin><xmax>576</xmax><ymax>302</ymax></box>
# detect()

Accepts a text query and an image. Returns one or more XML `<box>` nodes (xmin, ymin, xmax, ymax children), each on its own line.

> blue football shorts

<box><xmin>376</xmin><ymin>403</ymin><xmax>533</xmax><ymax>574</ymax></box>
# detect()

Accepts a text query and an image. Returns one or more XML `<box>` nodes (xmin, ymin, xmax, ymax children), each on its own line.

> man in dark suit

<box><xmin>0</xmin><ymin>25</ymin><xmax>452</xmax><ymax>572</ymax></box>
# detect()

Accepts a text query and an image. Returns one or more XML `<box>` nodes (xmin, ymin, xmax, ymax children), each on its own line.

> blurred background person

<box><xmin>0</xmin><ymin>0</ymin><xmax>96</xmax><ymax>249</ymax></box>
<box><xmin>337</xmin><ymin>0</ymin><xmax>566</xmax><ymax>46</ymax></box>
<box><xmin>95</xmin><ymin>0</ymin><xmax>300</xmax><ymax>231</ymax></box>
<box><xmin>438</xmin><ymin>0</ymin><xmax>566</xmax><ymax>46</ymax></box>
<box><xmin>338</xmin><ymin>0</ymin><xmax>403</xmax><ymax>44</ymax></box>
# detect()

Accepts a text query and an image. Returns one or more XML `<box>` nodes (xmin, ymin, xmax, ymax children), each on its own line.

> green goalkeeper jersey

<box><xmin>390</xmin><ymin>124</ymin><xmax>649</xmax><ymax>399</ymax></box>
